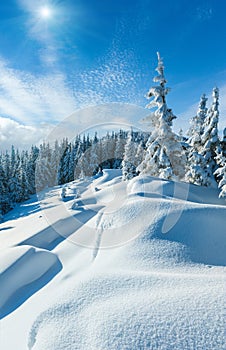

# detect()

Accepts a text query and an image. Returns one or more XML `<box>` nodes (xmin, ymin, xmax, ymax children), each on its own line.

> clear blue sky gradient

<box><xmin>0</xmin><ymin>0</ymin><xmax>226</xmax><ymax>134</ymax></box>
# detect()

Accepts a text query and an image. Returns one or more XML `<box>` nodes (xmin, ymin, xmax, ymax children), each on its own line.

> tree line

<box><xmin>0</xmin><ymin>130</ymin><xmax>146</xmax><ymax>217</ymax></box>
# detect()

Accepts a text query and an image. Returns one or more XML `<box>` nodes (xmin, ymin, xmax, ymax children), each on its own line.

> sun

<box><xmin>40</xmin><ymin>6</ymin><xmax>52</xmax><ymax>19</ymax></box>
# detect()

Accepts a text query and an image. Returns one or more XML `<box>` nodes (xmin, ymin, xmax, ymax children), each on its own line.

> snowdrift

<box><xmin>0</xmin><ymin>170</ymin><xmax>225</xmax><ymax>350</ymax></box>
<box><xmin>0</xmin><ymin>246</ymin><xmax>62</xmax><ymax>319</ymax></box>
<box><xmin>28</xmin><ymin>271</ymin><xmax>225</xmax><ymax>350</ymax></box>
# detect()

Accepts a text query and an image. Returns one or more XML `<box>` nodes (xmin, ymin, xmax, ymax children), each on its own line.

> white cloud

<box><xmin>0</xmin><ymin>117</ymin><xmax>53</xmax><ymax>151</ymax></box>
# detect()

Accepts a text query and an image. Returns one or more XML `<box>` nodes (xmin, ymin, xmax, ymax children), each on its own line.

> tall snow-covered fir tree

<box><xmin>135</xmin><ymin>141</ymin><xmax>145</xmax><ymax>167</ymax></box>
<box><xmin>137</xmin><ymin>52</ymin><xmax>186</xmax><ymax>180</ymax></box>
<box><xmin>200</xmin><ymin>87</ymin><xmax>221</xmax><ymax>186</ymax></box>
<box><xmin>185</xmin><ymin>151</ymin><xmax>211</xmax><ymax>186</ymax></box>
<box><xmin>35</xmin><ymin>142</ymin><xmax>54</xmax><ymax>191</ymax></box>
<box><xmin>8</xmin><ymin>146</ymin><xmax>21</xmax><ymax>203</ymax></box>
<box><xmin>88</xmin><ymin>135</ymin><xmax>101</xmax><ymax>175</ymax></box>
<box><xmin>188</xmin><ymin>94</ymin><xmax>208</xmax><ymax>152</ymax></box>
<box><xmin>18</xmin><ymin>150</ymin><xmax>30</xmax><ymax>202</ymax></box>
<box><xmin>122</xmin><ymin>130</ymin><xmax>138</xmax><ymax>180</ymax></box>
<box><xmin>214</xmin><ymin>152</ymin><xmax>226</xmax><ymax>198</ymax></box>
<box><xmin>101</xmin><ymin>132</ymin><xmax>115</xmax><ymax>169</ymax></box>
<box><xmin>114</xmin><ymin>130</ymin><xmax>126</xmax><ymax>168</ymax></box>
<box><xmin>26</xmin><ymin>146</ymin><xmax>39</xmax><ymax>195</ymax></box>
<box><xmin>185</xmin><ymin>94</ymin><xmax>211</xmax><ymax>186</ymax></box>
<box><xmin>0</xmin><ymin>155</ymin><xmax>11</xmax><ymax>215</ymax></box>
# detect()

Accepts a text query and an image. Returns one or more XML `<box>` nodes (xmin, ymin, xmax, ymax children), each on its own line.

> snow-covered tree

<box><xmin>18</xmin><ymin>151</ymin><xmax>30</xmax><ymax>202</ymax></box>
<box><xmin>201</xmin><ymin>87</ymin><xmax>221</xmax><ymax>185</ymax></box>
<box><xmin>35</xmin><ymin>142</ymin><xmax>53</xmax><ymax>191</ymax></box>
<box><xmin>67</xmin><ymin>143</ymin><xmax>76</xmax><ymax>182</ymax></box>
<box><xmin>100</xmin><ymin>132</ymin><xmax>115</xmax><ymax>169</ymax></box>
<box><xmin>0</xmin><ymin>155</ymin><xmax>11</xmax><ymax>215</ymax></box>
<box><xmin>135</xmin><ymin>141</ymin><xmax>145</xmax><ymax>167</ymax></box>
<box><xmin>88</xmin><ymin>136</ymin><xmax>100</xmax><ymax>175</ymax></box>
<box><xmin>188</xmin><ymin>94</ymin><xmax>208</xmax><ymax>152</ymax></box>
<box><xmin>8</xmin><ymin>146</ymin><xmax>21</xmax><ymax>203</ymax></box>
<box><xmin>137</xmin><ymin>52</ymin><xmax>186</xmax><ymax>180</ymax></box>
<box><xmin>185</xmin><ymin>94</ymin><xmax>210</xmax><ymax>186</ymax></box>
<box><xmin>76</xmin><ymin>149</ymin><xmax>91</xmax><ymax>178</ymax></box>
<box><xmin>48</xmin><ymin>140</ymin><xmax>62</xmax><ymax>185</ymax></box>
<box><xmin>185</xmin><ymin>150</ymin><xmax>211</xmax><ymax>186</ymax></box>
<box><xmin>122</xmin><ymin>130</ymin><xmax>138</xmax><ymax>180</ymax></box>
<box><xmin>114</xmin><ymin>130</ymin><xmax>126</xmax><ymax>168</ymax></box>
<box><xmin>214</xmin><ymin>152</ymin><xmax>226</xmax><ymax>198</ymax></box>
<box><xmin>221</xmin><ymin>127</ymin><xmax>226</xmax><ymax>158</ymax></box>
<box><xmin>26</xmin><ymin>146</ymin><xmax>39</xmax><ymax>194</ymax></box>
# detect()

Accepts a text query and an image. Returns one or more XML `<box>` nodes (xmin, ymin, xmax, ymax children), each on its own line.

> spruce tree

<box><xmin>221</xmin><ymin>128</ymin><xmax>226</xmax><ymax>158</ymax></box>
<box><xmin>27</xmin><ymin>146</ymin><xmax>39</xmax><ymax>194</ymax></box>
<box><xmin>201</xmin><ymin>87</ymin><xmax>221</xmax><ymax>186</ymax></box>
<box><xmin>137</xmin><ymin>52</ymin><xmax>185</xmax><ymax>180</ymax></box>
<box><xmin>0</xmin><ymin>155</ymin><xmax>11</xmax><ymax>214</ymax></box>
<box><xmin>188</xmin><ymin>94</ymin><xmax>208</xmax><ymax>152</ymax></box>
<box><xmin>135</xmin><ymin>141</ymin><xmax>145</xmax><ymax>168</ymax></box>
<box><xmin>8</xmin><ymin>146</ymin><xmax>21</xmax><ymax>203</ymax></box>
<box><xmin>185</xmin><ymin>151</ymin><xmax>211</xmax><ymax>186</ymax></box>
<box><xmin>214</xmin><ymin>152</ymin><xmax>226</xmax><ymax>198</ymax></box>
<box><xmin>88</xmin><ymin>136</ymin><xmax>100</xmax><ymax>175</ymax></box>
<box><xmin>122</xmin><ymin>130</ymin><xmax>138</xmax><ymax>180</ymax></box>
<box><xmin>114</xmin><ymin>130</ymin><xmax>126</xmax><ymax>168</ymax></box>
<box><xmin>18</xmin><ymin>151</ymin><xmax>30</xmax><ymax>201</ymax></box>
<box><xmin>185</xmin><ymin>95</ymin><xmax>211</xmax><ymax>186</ymax></box>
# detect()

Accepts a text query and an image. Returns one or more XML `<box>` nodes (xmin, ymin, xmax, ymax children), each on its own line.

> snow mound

<box><xmin>0</xmin><ymin>245</ymin><xmax>62</xmax><ymax>319</ymax></box>
<box><xmin>128</xmin><ymin>175</ymin><xmax>226</xmax><ymax>205</ymax></box>
<box><xmin>69</xmin><ymin>175</ymin><xmax>226</xmax><ymax>264</ymax></box>
<box><xmin>93</xmin><ymin>169</ymin><xmax>122</xmax><ymax>188</ymax></box>
<box><xmin>28</xmin><ymin>272</ymin><xmax>225</xmax><ymax>350</ymax></box>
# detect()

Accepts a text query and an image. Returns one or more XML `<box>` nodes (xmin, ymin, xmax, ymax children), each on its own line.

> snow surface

<box><xmin>0</xmin><ymin>246</ymin><xmax>62</xmax><ymax>319</ymax></box>
<box><xmin>0</xmin><ymin>170</ymin><xmax>225</xmax><ymax>349</ymax></box>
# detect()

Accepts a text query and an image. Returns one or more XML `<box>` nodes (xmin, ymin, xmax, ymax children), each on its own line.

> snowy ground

<box><xmin>0</xmin><ymin>170</ymin><xmax>225</xmax><ymax>350</ymax></box>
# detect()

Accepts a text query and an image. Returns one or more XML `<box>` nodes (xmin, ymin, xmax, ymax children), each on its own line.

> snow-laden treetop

<box><xmin>145</xmin><ymin>52</ymin><xmax>176</xmax><ymax>127</ymax></box>
<box><xmin>153</xmin><ymin>52</ymin><xmax>167</xmax><ymax>86</ymax></box>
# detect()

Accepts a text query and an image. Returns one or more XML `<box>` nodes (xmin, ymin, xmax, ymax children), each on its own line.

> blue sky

<box><xmin>0</xmin><ymin>0</ymin><xmax>226</xmax><ymax>148</ymax></box>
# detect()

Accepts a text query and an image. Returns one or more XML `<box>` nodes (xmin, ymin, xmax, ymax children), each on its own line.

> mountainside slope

<box><xmin>0</xmin><ymin>170</ymin><xmax>225</xmax><ymax>350</ymax></box>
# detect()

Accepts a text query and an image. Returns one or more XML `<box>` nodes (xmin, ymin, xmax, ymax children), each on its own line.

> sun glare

<box><xmin>40</xmin><ymin>6</ymin><xmax>52</xmax><ymax>19</ymax></box>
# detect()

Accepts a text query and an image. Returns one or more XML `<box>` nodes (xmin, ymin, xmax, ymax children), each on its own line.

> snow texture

<box><xmin>0</xmin><ymin>170</ymin><xmax>225</xmax><ymax>350</ymax></box>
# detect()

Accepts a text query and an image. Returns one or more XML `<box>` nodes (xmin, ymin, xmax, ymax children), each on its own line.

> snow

<box><xmin>28</xmin><ymin>273</ymin><xmax>225</xmax><ymax>350</ymax></box>
<box><xmin>0</xmin><ymin>245</ymin><xmax>62</xmax><ymax>319</ymax></box>
<box><xmin>0</xmin><ymin>170</ymin><xmax>226</xmax><ymax>349</ymax></box>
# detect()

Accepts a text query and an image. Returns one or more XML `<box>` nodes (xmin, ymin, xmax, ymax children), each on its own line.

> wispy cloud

<box><xmin>0</xmin><ymin>52</ymin><xmax>145</xmax><ymax>149</ymax></box>
<box><xmin>195</xmin><ymin>5</ymin><xmax>213</xmax><ymax>22</ymax></box>
<box><xmin>0</xmin><ymin>57</ymin><xmax>77</xmax><ymax>124</ymax></box>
